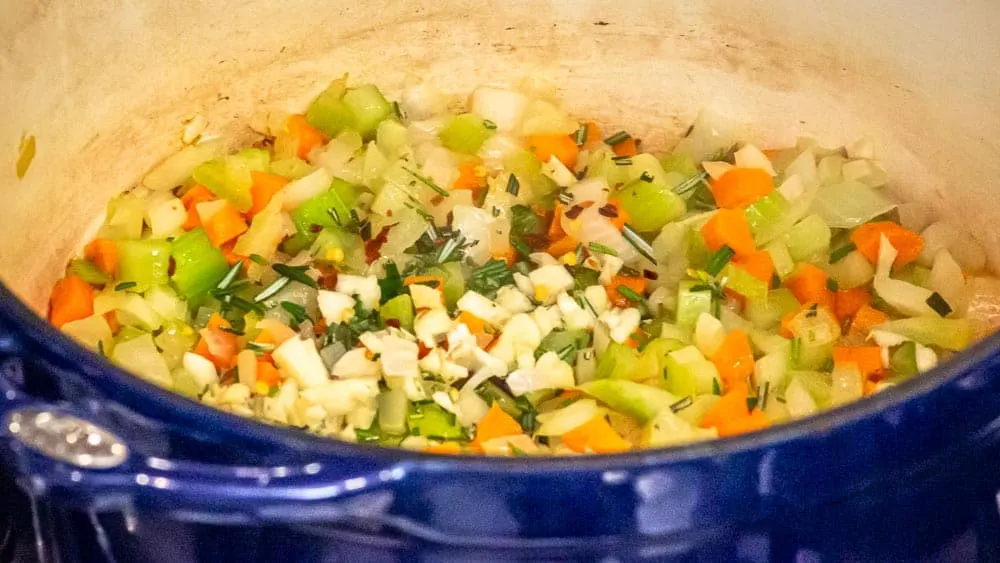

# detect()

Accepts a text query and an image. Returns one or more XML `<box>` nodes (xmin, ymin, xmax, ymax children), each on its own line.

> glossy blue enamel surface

<box><xmin>3</xmin><ymin>281</ymin><xmax>1000</xmax><ymax>560</ymax></box>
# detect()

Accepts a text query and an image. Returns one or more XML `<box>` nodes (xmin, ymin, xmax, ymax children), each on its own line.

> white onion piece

<box><xmin>536</xmin><ymin>399</ymin><xmax>604</xmax><ymax>436</ymax></box>
<box><xmin>561</xmin><ymin>206</ymin><xmax>637</xmax><ymax>263</ymax></box>
<box><xmin>281</xmin><ymin>168</ymin><xmax>334</xmax><ymax>211</ymax></box>
<box><xmin>785</xmin><ymin>148</ymin><xmax>817</xmax><ymax>187</ymax></box>
<box><xmin>143</xmin><ymin>139</ymin><xmax>225</xmax><ymax>191</ymax></box>
<box><xmin>702</xmin><ymin>161</ymin><xmax>734</xmax><ymax>181</ymax></box>
<box><xmin>734</xmin><ymin>144</ymin><xmax>776</xmax><ymax>176</ymax></box>
<box><xmin>452</xmin><ymin>205</ymin><xmax>497</xmax><ymax>265</ymax></box>
<box><xmin>568</xmin><ymin>177</ymin><xmax>610</xmax><ymax>206</ymax></box>
<box><xmin>919</xmin><ymin>221</ymin><xmax>987</xmax><ymax>272</ymax></box>
<box><xmin>400</xmin><ymin>82</ymin><xmax>450</xmax><ymax>121</ymax></box>
<box><xmin>929</xmin><ymin>249</ymin><xmax>966</xmax><ymax>315</ymax></box>
<box><xmin>478</xmin><ymin>133</ymin><xmax>522</xmax><ymax>174</ymax></box>
<box><xmin>468</xmin><ymin>86</ymin><xmax>528</xmax><ymax>132</ymax></box>
<box><xmin>873</xmin><ymin>235</ymin><xmax>936</xmax><ymax>316</ymax></box>
<box><xmin>456</xmin><ymin>388</ymin><xmax>490</xmax><ymax>427</ymax></box>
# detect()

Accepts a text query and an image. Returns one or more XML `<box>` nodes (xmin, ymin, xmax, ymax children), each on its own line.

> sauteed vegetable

<box><xmin>49</xmin><ymin>77</ymin><xmax>999</xmax><ymax>455</ymax></box>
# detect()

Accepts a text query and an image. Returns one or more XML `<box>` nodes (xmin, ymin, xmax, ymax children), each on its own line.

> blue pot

<box><xmin>4</xmin><ymin>277</ymin><xmax>1000</xmax><ymax>561</ymax></box>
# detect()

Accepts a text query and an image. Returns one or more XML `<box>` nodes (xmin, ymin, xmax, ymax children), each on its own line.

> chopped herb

<box><xmin>327</xmin><ymin>206</ymin><xmax>342</xmax><ymax>226</ymax></box>
<box><xmin>622</xmin><ymin>224</ymin><xmax>658</xmax><ymax>265</ymax></box>
<box><xmin>806</xmin><ymin>303</ymin><xmax>819</xmax><ymax>318</ymax></box>
<box><xmin>771</xmin><ymin>273</ymin><xmax>781</xmax><ymax>288</ymax></box>
<box><xmin>604</xmin><ymin>130</ymin><xmax>631</xmax><ymax>146</ymax></box>
<box><xmin>272</xmin><ymin>264</ymin><xmax>318</xmax><ymax>288</ymax></box>
<box><xmin>669</xmin><ymin>396</ymin><xmax>693</xmax><ymax>413</ymax></box>
<box><xmin>492</xmin><ymin>207</ymin><xmax>501</xmax><ymax>218</ymax></box>
<box><xmin>617</xmin><ymin>284</ymin><xmax>643</xmax><ymax>303</ymax></box>
<box><xmin>828</xmin><ymin>242</ymin><xmax>857</xmax><ymax>264</ymax></box>
<box><xmin>612</xmin><ymin>156</ymin><xmax>633</xmax><ymax>166</ymax></box>
<box><xmin>467</xmin><ymin>259</ymin><xmax>515</xmax><ymax>297</ymax></box>
<box><xmin>746</xmin><ymin>396</ymin><xmax>759</xmax><ymax>412</ymax></box>
<box><xmin>575</xmin><ymin>243</ymin><xmax>585</xmax><ymax>266</ymax></box>
<box><xmin>280</xmin><ymin>301</ymin><xmax>309</xmax><ymax>325</ymax></box>
<box><xmin>114</xmin><ymin>281</ymin><xmax>137</xmax><ymax>291</ymax></box>
<box><xmin>790</xmin><ymin>337</ymin><xmax>802</xmax><ymax>365</ymax></box>
<box><xmin>556</xmin><ymin>344</ymin><xmax>577</xmax><ymax>363</ymax></box>
<box><xmin>705</xmin><ymin>245</ymin><xmax>735</xmax><ymax>277</ymax></box>
<box><xmin>826</xmin><ymin>278</ymin><xmax>839</xmax><ymax>292</ymax></box>
<box><xmin>227</xmin><ymin>295</ymin><xmax>265</xmax><ymax>315</ymax></box>
<box><xmin>511</xmin><ymin>237</ymin><xmax>532</xmax><ymax>259</ymax></box>
<box><xmin>97</xmin><ymin>340</ymin><xmax>106</xmax><ymax>357</ymax></box>
<box><xmin>574</xmin><ymin>123</ymin><xmax>589</xmax><ymax>146</ymax></box>
<box><xmin>588</xmin><ymin>242</ymin><xmax>618</xmax><ymax>256</ymax></box>
<box><xmin>672</xmin><ymin>171</ymin><xmax>709</xmax><ymax>198</ymax></box>
<box><xmin>557</xmin><ymin>189</ymin><xmax>573</xmax><ymax>205</ymax></box>
<box><xmin>268</xmin><ymin>386</ymin><xmax>280</xmax><ymax>398</ymax></box>
<box><xmin>506</xmin><ymin>173</ymin><xmax>520</xmax><ymax>196</ymax></box>
<box><xmin>216</xmin><ymin>261</ymin><xmax>244</xmax><ymax>290</ymax></box>
<box><xmin>378</xmin><ymin>261</ymin><xmax>405</xmax><ymax>304</ymax></box>
<box><xmin>254</xmin><ymin>276</ymin><xmax>291</xmax><ymax>303</ymax></box>
<box><xmin>436</xmin><ymin>233</ymin><xmax>467</xmax><ymax>263</ymax></box>
<box><xmin>483</xmin><ymin>119</ymin><xmax>498</xmax><ymax>130</ymax></box>
<box><xmin>639</xmin><ymin>171</ymin><xmax>655</xmax><ymax>183</ymax></box>
<box><xmin>392</xmin><ymin>101</ymin><xmax>404</xmax><ymax>120</ymax></box>
<box><xmin>510</xmin><ymin>444</ymin><xmax>528</xmax><ymax>457</ymax></box>
<box><xmin>712</xmin><ymin>378</ymin><xmax>722</xmax><ymax>396</ymax></box>
<box><xmin>249</xmin><ymin>253</ymin><xmax>268</xmax><ymax>265</ymax></box>
<box><xmin>926</xmin><ymin>292</ymin><xmax>953</xmax><ymax>317</ymax></box>
<box><xmin>220</xmin><ymin>326</ymin><xmax>245</xmax><ymax>336</ymax></box>
<box><xmin>760</xmin><ymin>381</ymin><xmax>771</xmax><ymax>410</ymax></box>
<box><xmin>403</xmin><ymin>166</ymin><xmax>449</xmax><ymax>197</ymax></box>
<box><xmin>247</xmin><ymin>341</ymin><xmax>276</xmax><ymax>354</ymax></box>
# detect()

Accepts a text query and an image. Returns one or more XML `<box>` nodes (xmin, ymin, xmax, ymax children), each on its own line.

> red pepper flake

<box><xmin>598</xmin><ymin>204</ymin><xmax>619</xmax><ymax>218</ymax></box>
<box><xmin>564</xmin><ymin>205</ymin><xmax>585</xmax><ymax>220</ymax></box>
<box><xmin>364</xmin><ymin>226</ymin><xmax>392</xmax><ymax>264</ymax></box>
<box><xmin>643</xmin><ymin>269</ymin><xmax>659</xmax><ymax>280</ymax></box>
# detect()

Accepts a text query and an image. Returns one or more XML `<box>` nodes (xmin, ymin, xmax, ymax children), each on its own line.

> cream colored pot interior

<box><xmin>2</xmin><ymin>0</ymin><xmax>998</xmax><ymax>313</ymax></box>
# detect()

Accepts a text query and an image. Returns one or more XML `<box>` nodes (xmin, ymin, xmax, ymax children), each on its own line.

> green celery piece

<box><xmin>475</xmin><ymin>380</ymin><xmax>522</xmax><ymax>418</ymax></box>
<box><xmin>676</xmin><ymin>281</ymin><xmax>713</xmax><ymax>334</ymax></box>
<box><xmin>68</xmin><ymin>258</ymin><xmax>111</xmax><ymax>285</ymax></box>
<box><xmin>745</xmin><ymin>288</ymin><xmax>801</xmax><ymax>330</ymax></box>
<box><xmin>192</xmin><ymin>155</ymin><xmax>254</xmax><ymax>212</ymax></box>
<box><xmin>577</xmin><ymin>379</ymin><xmax>678</xmax><ymax>423</ymax></box>
<box><xmin>596</xmin><ymin>341</ymin><xmax>640</xmax><ymax>380</ymax></box>
<box><xmin>721</xmin><ymin>262</ymin><xmax>768</xmax><ymax>300</ymax></box>
<box><xmin>636</xmin><ymin>338</ymin><xmax>686</xmax><ymax>380</ymax></box>
<box><xmin>237</xmin><ymin>148</ymin><xmax>271</xmax><ymax>172</ymax></box>
<box><xmin>876</xmin><ymin>317</ymin><xmax>971</xmax><ymax>351</ymax></box>
<box><xmin>270</xmin><ymin>158</ymin><xmax>314</xmax><ymax>180</ymax></box>
<box><xmin>281</xmin><ymin>232</ymin><xmax>318</xmax><ymax>256</ymax></box>
<box><xmin>342</xmin><ymin>84</ymin><xmax>393</xmax><ymax>137</ymax></box>
<box><xmin>378</xmin><ymin>387</ymin><xmax>409</xmax><ymax>436</ymax></box>
<box><xmin>100</xmin><ymin>197</ymin><xmax>145</xmax><ymax>240</ymax></box>
<box><xmin>170</xmin><ymin>228</ymin><xmax>229</xmax><ymax>298</ymax></box>
<box><xmin>407</xmin><ymin>402</ymin><xmax>464</xmax><ymax>440</ymax></box>
<box><xmin>504</xmin><ymin>150</ymin><xmax>557</xmax><ymax>204</ymax></box>
<box><xmin>380</xmin><ymin>294</ymin><xmax>415</xmax><ymax>332</ymax></box>
<box><xmin>422</xmin><ymin>262</ymin><xmax>466</xmax><ymax>309</ymax></box>
<box><xmin>290</xmin><ymin>179</ymin><xmax>358</xmax><ymax>233</ymax></box>
<box><xmin>440</xmin><ymin>113</ymin><xmax>492</xmax><ymax>155</ymax></box>
<box><xmin>660</xmin><ymin>153</ymin><xmax>699</xmax><ymax>177</ymax></box>
<box><xmin>745</xmin><ymin>191</ymin><xmax>791</xmax><ymax>245</ymax></box>
<box><xmin>781</xmin><ymin>214</ymin><xmax>831</xmax><ymax>262</ymax></box>
<box><xmin>890</xmin><ymin>341</ymin><xmax>919</xmax><ymax>377</ymax></box>
<box><xmin>617</xmin><ymin>180</ymin><xmax>687</xmax><ymax>233</ymax></box>
<box><xmin>537</xmin><ymin>329</ymin><xmax>591</xmax><ymax>360</ymax></box>
<box><xmin>686</xmin><ymin>228</ymin><xmax>712</xmax><ymax>271</ymax></box>
<box><xmin>664</xmin><ymin>354</ymin><xmax>719</xmax><ymax>397</ymax></box>
<box><xmin>309</xmin><ymin>227</ymin><xmax>363</xmax><ymax>263</ymax></box>
<box><xmin>116</xmin><ymin>239</ymin><xmax>172</xmax><ymax>293</ymax></box>
<box><xmin>306</xmin><ymin>79</ymin><xmax>354</xmax><ymax>137</ymax></box>
<box><xmin>793</xmin><ymin>342</ymin><xmax>834</xmax><ymax>371</ymax></box>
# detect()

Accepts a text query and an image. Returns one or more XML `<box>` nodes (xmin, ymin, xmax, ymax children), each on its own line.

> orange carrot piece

<box><xmin>732</xmin><ymin>250</ymin><xmax>775</xmax><ymax>285</ymax></box>
<box><xmin>403</xmin><ymin>275</ymin><xmax>446</xmax><ymax>289</ymax></box>
<box><xmin>526</xmin><ymin>134</ymin><xmax>579</xmax><ymax>169</ymax></box>
<box><xmin>832</xmin><ymin>346</ymin><xmax>884</xmax><ymax>378</ymax></box>
<box><xmin>203</xmin><ymin>203</ymin><xmax>249</xmax><ymax>247</ymax></box>
<box><xmin>582</xmin><ymin>121</ymin><xmax>602</xmax><ymax>149</ymax></box>
<box><xmin>256</xmin><ymin>360</ymin><xmax>283</xmax><ymax>386</ymax></box>
<box><xmin>424</xmin><ymin>442</ymin><xmax>464</xmax><ymax>455</ymax></box>
<box><xmin>181</xmin><ymin>184</ymin><xmax>216</xmax><ymax>230</ymax></box>
<box><xmin>850</xmin><ymin>221</ymin><xmax>924</xmax><ymax>267</ymax></box>
<box><xmin>452</xmin><ymin>161</ymin><xmax>483</xmax><ymax>191</ymax></box>
<box><xmin>84</xmin><ymin>238</ymin><xmax>118</xmax><ymax>277</ymax></box>
<box><xmin>286</xmin><ymin>114</ymin><xmax>327</xmax><ymax>160</ymax></box>
<box><xmin>49</xmin><ymin>275</ymin><xmax>95</xmax><ymax>328</ymax></box>
<box><xmin>611</xmin><ymin>137</ymin><xmax>638</xmax><ymax>158</ymax></box>
<box><xmin>834</xmin><ymin>287</ymin><xmax>872</xmax><ymax>320</ymax></box>
<box><xmin>606</xmin><ymin>275</ymin><xmax>647</xmax><ymax>308</ymax></box>
<box><xmin>699</xmin><ymin>388</ymin><xmax>751</xmax><ymax>430</ymax></box>
<box><xmin>849</xmin><ymin>305</ymin><xmax>890</xmax><ymax>337</ymax></box>
<box><xmin>547</xmin><ymin>235</ymin><xmax>579</xmax><ymax>258</ymax></box>
<box><xmin>473</xmin><ymin>403</ymin><xmax>523</xmax><ymax>450</ymax></box>
<box><xmin>604</xmin><ymin>198</ymin><xmax>630</xmax><ymax>231</ymax></box>
<box><xmin>785</xmin><ymin>264</ymin><xmax>835</xmax><ymax>310</ymax></box>
<box><xmin>194</xmin><ymin>313</ymin><xmax>238</xmax><ymax>370</ymax></box>
<box><xmin>548</xmin><ymin>202</ymin><xmax>567</xmax><ymax>241</ymax></box>
<box><xmin>710</xmin><ymin>168</ymin><xmax>774</xmax><ymax>209</ymax></box>
<box><xmin>561</xmin><ymin>415</ymin><xmax>631</xmax><ymax>454</ymax></box>
<box><xmin>103</xmin><ymin>311</ymin><xmax>120</xmax><ymax>335</ymax></box>
<box><xmin>457</xmin><ymin>311</ymin><xmax>496</xmax><ymax>348</ymax></box>
<box><xmin>714</xmin><ymin>409</ymin><xmax>770</xmax><ymax>437</ymax></box>
<box><xmin>249</xmin><ymin>171</ymin><xmax>289</xmax><ymax>216</ymax></box>
<box><xmin>220</xmin><ymin>241</ymin><xmax>251</xmax><ymax>268</ymax></box>
<box><xmin>710</xmin><ymin>330</ymin><xmax>755</xmax><ymax>392</ymax></box>
<box><xmin>700</xmin><ymin>208</ymin><xmax>756</xmax><ymax>257</ymax></box>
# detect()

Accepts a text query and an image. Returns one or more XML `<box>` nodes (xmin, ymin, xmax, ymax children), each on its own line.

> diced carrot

<box><xmin>203</xmin><ymin>203</ymin><xmax>249</xmax><ymax>247</ymax></box>
<box><xmin>699</xmin><ymin>388</ymin><xmax>751</xmax><ymax>430</ymax></box>
<box><xmin>714</xmin><ymin>409</ymin><xmax>770</xmax><ymax>437</ymax></box>
<box><xmin>49</xmin><ymin>275</ymin><xmax>95</xmax><ymax>328</ymax></box>
<box><xmin>849</xmin><ymin>305</ymin><xmax>890</xmax><ymax>337</ymax></box>
<box><xmin>103</xmin><ymin>311</ymin><xmax>120</xmax><ymax>335</ymax></box>
<box><xmin>548</xmin><ymin>202</ymin><xmax>567</xmax><ymax>241</ymax></box>
<box><xmin>603</xmin><ymin>198</ymin><xmax>630</xmax><ymax>231</ymax></box>
<box><xmin>710</xmin><ymin>168</ymin><xmax>774</xmax><ymax>209</ymax></box>
<box><xmin>403</xmin><ymin>275</ymin><xmax>446</xmax><ymax>289</ymax></box>
<box><xmin>732</xmin><ymin>250</ymin><xmax>775</xmax><ymax>285</ymax></box>
<box><xmin>832</xmin><ymin>346</ymin><xmax>884</xmax><ymax>378</ymax></box>
<box><xmin>249</xmin><ymin>171</ymin><xmax>289</xmax><ymax>216</ymax></box>
<box><xmin>547</xmin><ymin>235</ymin><xmax>579</xmax><ymax>258</ymax></box>
<box><xmin>457</xmin><ymin>311</ymin><xmax>496</xmax><ymax>348</ymax></box>
<box><xmin>452</xmin><ymin>161</ymin><xmax>483</xmax><ymax>191</ymax></box>
<box><xmin>850</xmin><ymin>221</ymin><xmax>924</xmax><ymax>268</ymax></box>
<box><xmin>863</xmin><ymin>379</ymin><xmax>878</xmax><ymax>396</ymax></box>
<box><xmin>582</xmin><ymin>121</ymin><xmax>602</xmax><ymax>149</ymax></box>
<box><xmin>194</xmin><ymin>313</ymin><xmax>238</xmax><ymax>370</ymax></box>
<box><xmin>493</xmin><ymin>245</ymin><xmax>517</xmax><ymax>266</ymax></box>
<box><xmin>710</xmin><ymin>330</ymin><xmax>755</xmax><ymax>392</ymax></box>
<box><xmin>834</xmin><ymin>287</ymin><xmax>872</xmax><ymax>320</ymax></box>
<box><xmin>785</xmin><ymin>264</ymin><xmax>835</xmax><ymax>310</ymax></box>
<box><xmin>220</xmin><ymin>241</ymin><xmax>251</xmax><ymax>268</ymax></box>
<box><xmin>256</xmin><ymin>360</ymin><xmax>283</xmax><ymax>386</ymax></box>
<box><xmin>473</xmin><ymin>403</ymin><xmax>523</xmax><ymax>450</ymax></box>
<box><xmin>561</xmin><ymin>415</ymin><xmax>631</xmax><ymax>454</ymax></box>
<box><xmin>606</xmin><ymin>275</ymin><xmax>646</xmax><ymax>308</ymax></box>
<box><xmin>84</xmin><ymin>238</ymin><xmax>118</xmax><ymax>277</ymax></box>
<box><xmin>424</xmin><ymin>442</ymin><xmax>464</xmax><ymax>455</ymax></box>
<box><xmin>286</xmin><ymin>114</ymin><xmax>327</xmax><ymax>160</ymax></box>
<box><xmin>526</xmin><ymin>134</ymin><xmax>579</xmax><ymax>169</ymax></box>
<box><xmin>700</xmin><ymin>208</ymin><xmax>756</xmax><ymax>257</ymax></box>
<box><xmin>611</xmin><ymin>137</ymin><xmax>638</xmax><ymax>158</ymax></box>
<box><xmin>181</xmin><ymin>184</ymin><xmax>216</xmax><ymax>230</ymax></box>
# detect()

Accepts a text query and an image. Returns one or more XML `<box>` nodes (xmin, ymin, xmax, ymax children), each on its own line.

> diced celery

<box><xmin>676</xmin><ymin>281</ymin><xmax>714</xmax><ymax>334</ymax></box>
<box><xmin>596</xmin><ymin>341</ymin><xmax>640</xmax><ymax>380</ymax></box>
<box><xmin>380</xmin><ymin>294</ymin><xmax>415</xmax><ymax>332</ymax></box>
<box><xmin>155</xmin><ymin>321</ymin><xmax>199</xmax><ymax>369</ymax></box>
<box><xmin>642</xmin><ymin>408</ymin><xmax>717</xmax><ymax>447</ymax></box>
<box><xmin>787</xmin><ymin>371</ymin><xmax>832</xmax><ymax>408</ymax></box>
<box><xmin>673</xmin><ymin>394</ymin><xmax>720</xmax><ymax>426</ymax></box>
<box><xmin>61</xmin><ymin>314</ymin><xmax>114</xmax><ymax>353</ymax></box>
<box><xmin>538</xmin><ymin>329</ymin><xmax>590</xmax><ymax>360</ymax></box>
<box><xmin>115</xmin><ymin>326</ymin><xmax>147</xmax><ymax>343</ymax></box>
<box><xmin>68</xmin><ymin>258</ymin><xmax>111</xmax><ymax>286</ymax></box>
<box><xmin>98</xmin><ymin>197</ymin><xmax>145</xmax><ymax>240</ymax></box>
<box><xmin>116</xmin><ymin>239</ymin><xmax>171</xmax><ymax>292</ymax></box>
<box><xmin>111</xmin><ymin>333</ymin><xmax>172</xmax><ymax>388</ymax></box>
<box><xmin>290</xmin><ymin>179</ymin><xmax>357</xmax><ymax>234</ymax></box>
<box><xmin>145</xmin><ymin>285</ymin><xmax>187</xmax><ymax>321</ymax></box>
<box><xmin>810</xmin><ymin>180</ymin><xmax>895</xmax><ymax>229</ymax></box>
<box><xmin>824</xmin><ymin>250</ymin><xmax>874</xmax><ymax>289</ymax></box>
<box><xmin>745</xmin><ymin>192</ymin><xmax>791</xmax><ymax>245</ymax></box>
<box><xmin>309</xmin><ymin>227</ymin><xmax>365</xmax><ymax>268</ymax></box>
<box><xmin>282</xmin><ymin>232</ymin><xmax>317</xmax><ymax>256</ymax></box>
<box><xmin>171</xmin><ymin>368</ymin><xmax>203</xmax><ymax>399</ymax></box>
<box><xmin>376</xmin><ymin>120</ymin><xmax>411</xmax><ymax>158</ymax></box>
<box><xmin>876</xmin><ymin>317</ymin><xmax>971</xmax><ymax>351</ymax></box>
<box><xmin>305</xmin><ymin>78</ymin><xmax>354</xmax><ymax>137</ymax></box>
<box><xmin>745</xmin><ymin>288</ymin><xmax>800</xmax><ymax>330</ymax></box>
<box><xmin>577</xmin><ymin>379</ymin><xmax>678</xmax><ymax>423</ymax></box>
<box><xmin>635</xmin><ymin>338</ymin><xmax>686</xmax><ymax>380</ymax></box>
<box><xmin>617</xmin><ymin>180</ymin><xmax>686</xmax><ymax>232</ymax></box>
<box><xmin>664</xmin><ymin>346</ymin><xmax>720</xmax><ymax>396</ymax></box>
<box><xmin>113</xmin><ymin>293</ymin><xmax>163</xmax><ymax>332</ymax></box>
<box><xmin>270</xmin><ymin>158</ymin><xmax>315</xmax><ymax>180</ymax></box>
<box><xmin>407</xmin><ymin>402</ymin><xmax>463</xmax><ymax>440</ymax></box>
<box><xmin>685</xmin><ymin>228</ymin><xmax>712</xmax><ymax>271</ymax></box>
<box><xmin>504</xmin><ymin>150</ymin><xmax>557</xmax><ymax>204</ymax></box>
<box><xmin>764</xmin><ymin>241</ymin><xmax>795</xmax><ymax>279</ymax></box>
<box><xmin>753</xmin><ymin>351</ymin><xmax>788</xmax><ymax>395</ymax></box>
<box><xmin>793</xmin><ymin>341</ymin><xmax>833</xmax><ymax>370</ymax></box>
<box><xmin>423</xmin><ymin>262</ymin><xmax>466</xmax><ymax>308</ymax></box>
<box><xmin>342</xmin><ymin>84</ymin><xmax>393</xmax><ymax>137</ymax></box>
<box><xmin>439</xmin><ymin>113</ymin><xmax>492</xmax><ymax>155</ymax></box>
<box><xmin>830</xmin><ymin>362</ymin><xmax>864</xmax><ymax>405</ymax></box>
<box><xmin>660</xmin><ymin>153</ymin><xmax>699</xmax><ymax>177</ymax></box>
<box><xmin>890</xmin><ymin>341</ymin><xmax>918</xmax><ymax>377</ymax></box>
<box><xmin>238</xmin><ymin>148</ymin><xmax>271</xmax><ymax>172</ymax></box>
<box><xmin>721</xmin><ymin>263</ymin><xmax>768</xmax><ymax>300</ymax></box>
<box><xmin>170</xmin><ymin>228</ymin><xmax>229</xmax><ymax>298</ymax></box>
<box><xmin>780</xmin><ymin>214</ymin><xmax>831</xmax><ymax>261</ymax></box>
<box><xmin>192</xmin><ymin>155</ymin><xmax>254</xmax><ymax>211</ymax></box>
<box><xmin>378</xmin><ymin>387</ymin><xmax>409</xmax><ymax>436</ymax></box>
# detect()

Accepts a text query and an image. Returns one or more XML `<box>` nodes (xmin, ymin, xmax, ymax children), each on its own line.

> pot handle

<box><xmin>0</xmin><ymin>357</ymin><xmax>411</xmax><ymax>524</ymax></box>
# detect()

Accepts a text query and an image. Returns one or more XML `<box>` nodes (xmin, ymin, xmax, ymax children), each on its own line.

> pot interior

<box><xmin>1</xmin><ymin>1</ymin><xmax>997</xmax><ymax>316</ymax></box>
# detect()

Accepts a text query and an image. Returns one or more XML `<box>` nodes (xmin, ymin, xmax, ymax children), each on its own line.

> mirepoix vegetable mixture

<box><xmin>48</xmin><ymin>76</ymin><xmax>1000</xmax><ymax>456</ymax></box>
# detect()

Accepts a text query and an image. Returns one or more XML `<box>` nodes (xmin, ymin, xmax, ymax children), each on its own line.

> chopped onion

<box><xmin>280</xmin><ymin>168</ymin><xmax>334</xmax><ymax>212</ymax></box>
<box><xmin>809</xmin><ymin>180</ymin><xmax>896</xmax><ymax>229</ymax></box>
<box><xmin>536</xmin><ymin>399</ymin><xmax>603</xmax><ymax>436</ymax></box>
<box><xmin>702</xmin><ymin>160</ymin><xmax>734</xmax><ymax>181</ymax></box>
<box><xmin>468</xmin><ymin>86</ymin><xmax>528</xmax><ymax>132</ymax></box>
<box><xmin>874</xmin><ymin>235</ymin><xmax>936</xmax><ymax>316</ymax></box>
<box><xmin>734</xmin><ymin>144</ymin><xmax>776</xmax><ymax>176</ymax></box>
<box><xmin>929</xmin><ymin>249</ymin><xmax>965</xmax><ymax>315</ymax></box>
<box><xmin>143</xmin><ymin>139</ymin><xmax>225</xmax><ymax>191</ymax></box>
